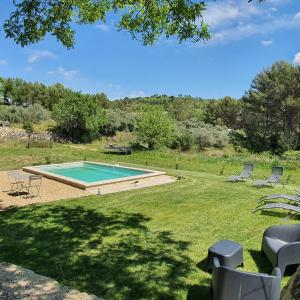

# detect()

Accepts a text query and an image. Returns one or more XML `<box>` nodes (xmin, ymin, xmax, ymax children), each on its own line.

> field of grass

<box><xmin>0</xmin><ymin>141</ymin><xmax>299</xmax><ymax>299</ymax></box>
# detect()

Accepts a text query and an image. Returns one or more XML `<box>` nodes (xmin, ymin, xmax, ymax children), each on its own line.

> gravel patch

<box><xmin>0</xmin><ymin>262</ymin><xmax>102</xmax><ymax>300</ymax></box>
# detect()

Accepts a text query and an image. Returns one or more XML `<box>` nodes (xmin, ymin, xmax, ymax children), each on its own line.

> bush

<box><xmin>282</xmin><ymin>150</ymin><xmax>300</xmax><ymax>161</ymax></box>
<box><xmin>0</xmin><ymin>104</ymin><xmax>50</xmax><ymax>124</ymax></box>
<box><xmin>174</xmin><ymin>132</ymin><xmax>194</xmax><ymax>151</ymax></box>
<box><xmin>182</xmin><ymin>120</ymin><xmax>229</xmax><ymax>149</ymax></box>
<box><xmin>135</xmin><ymin>105</ymin><xmax>176</xmax><ymax>150</ymax></box>
<box><xmin>53</xmin><ymin>94</ymin><xmax>106</xmax><ymax>142</ymax></box>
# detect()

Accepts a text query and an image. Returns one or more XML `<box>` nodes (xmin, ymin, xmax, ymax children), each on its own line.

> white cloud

<box><xmin>294</xmin><ymin>52</ymin><xmax>300</xmax><ymax>65</ymax></box>
<box><xmin>203</xmin><ymin>1</ymin><xmax>261</xmax><ymax>29</ymax></box>
<box><xmin>261</xmin><ymin>40</ymin><xmax>273</xmax><ymax>46</ymax></box>
<box><xmin>128</xmin><ymin>90</ymin><xmax>146</xmax><ymax>98</ymax></box>
<box><xmin>295</xmin><ymin>12</ymin><xmax>300</xmax><ymax>19</ymax></box>
<box><xmin>48</xmin><ymin>66</ymin><xmax>80</xmax><ymax>80</ymax></box>
<box><xmin>28</xmin><ymin>50</ymin><xmax>56</xmax><ymax>63</ymax></box>
<box><xmin>95</xmin><ymin>24</ymin><xmax>109</xmax><ymax>31</ymax></box>
<box><xmin>0</xmin><ymin>59</ymin><xmax>8</xmax><ymax>65</ymax></box>
<box><xmin>198</xmin><ymin>0</ymin><xmax>300</xmax><ymax>45</ymax></box>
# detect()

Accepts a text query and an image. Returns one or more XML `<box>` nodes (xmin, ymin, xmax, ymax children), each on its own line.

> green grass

<box><xmin>0</xmin><ymin>141</ymin><xmax>299</xmax><ymax>299</ymax></box>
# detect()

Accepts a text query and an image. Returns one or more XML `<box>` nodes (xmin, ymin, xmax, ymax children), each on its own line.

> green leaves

<box><xmin>135</xmin><ymin>105</ymin><xmax>176</xmax><ymax>149</ymax></box>
<box><xmin>3</xmin><ymin>0</ymin><xmax>209</xmax><ymax>48</ymax></box>
<box><xmin>52</xmin><ymin>93</ymin><xmax>106</xmax><ymax>142</ymax></box>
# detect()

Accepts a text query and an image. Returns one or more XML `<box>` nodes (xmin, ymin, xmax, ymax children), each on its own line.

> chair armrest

<box><xmin>278</xmin><ymin>242</ymin><xmax>300</xmax><ymax>257</ymax></box>
<box><xmin>271</xmin><ymin>267</ymin><xmax>281</xmax><ymax>278</ymax></box>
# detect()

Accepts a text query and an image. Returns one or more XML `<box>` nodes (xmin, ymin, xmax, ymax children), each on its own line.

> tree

<box><xmin>242</xmin><ymin>61</ymin><xmax>300</xmax><ymax>153</ymax></box>
<box><xmin>3</xmin><ymin>0</ymin><xmax>211</xmax><ymax>48</ymax></box>
<box><xmin>23</xmin><ymin>121</ymin><xmax>33</xmax><ymax>148</ymax></box>
<box><xmin>0</xmin><ymin>77</ymin><xmax>4</xmax><ymax>104</ymax></box>
<box><xmin>135</xmin><ymin>105</ymin><xmax>176</xmax><ymax>150</ymax></box>
<box><xmin>52</xmin><ymin>93</ymin><xmax>106</xmax><ymax>142</ymax></box>
<box><xmin>204</xmin><ymin>97</ymin><xmax>242</xmax><ymax>129</ymax></box>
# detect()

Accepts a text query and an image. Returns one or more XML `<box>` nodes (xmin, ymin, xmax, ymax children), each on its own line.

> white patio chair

<box><xmin>22</xmin><ymin>175</ymin><xmax>43</xmax><ymax>198</ymax></box>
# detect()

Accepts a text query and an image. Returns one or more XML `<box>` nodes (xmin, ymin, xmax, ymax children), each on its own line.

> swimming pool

<box><xmin>23</xmin><ymin>162</ymin><xmax>164</xmax><ymax>189</ymax></box>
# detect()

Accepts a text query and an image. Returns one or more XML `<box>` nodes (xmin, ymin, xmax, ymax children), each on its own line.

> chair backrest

<box><xmin>268</xmin><ymin>166</ymin><xmax>284</xmax><ymax>182</ymax></box>
<box><xmin>212</xmin><ymin>257</ymin><xmax>281</xmax><ymax>300</ymax></box>
<box><xmin>7</xmin><ymin>171</ymin><xmax>20</xmax><ymax>177</ymax></box>
<box><xmin>29</xmin><ymin>175</ymin><xmax>42</xmax><ymax>187</ymax></box>
<box><xmin>7</xmin><ymin>171</ymin><xmax>20</xmax><ymax>183</ymax></box>
<box><xmin>240</xmin><ymin>163</ymin><xmax>254</xmax><ymax>177</ymax></box>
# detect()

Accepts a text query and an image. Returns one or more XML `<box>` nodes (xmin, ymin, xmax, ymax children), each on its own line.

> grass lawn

<box><xmin>0</xmin><ymin>142</ymin><xmax>299</xmax><ymax>299</ymax></box>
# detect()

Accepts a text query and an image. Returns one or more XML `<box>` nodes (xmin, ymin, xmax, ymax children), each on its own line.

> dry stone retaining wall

<box><xmin>0</xmin><ymin>127</ymin><xmax>52</xmax><ymax>141</ymax></box>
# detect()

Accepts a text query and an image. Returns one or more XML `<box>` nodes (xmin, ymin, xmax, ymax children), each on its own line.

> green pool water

<box><xmin>40</xmin><ymin>162</ymin><xmax>148</xmax><ymax>183</ymax></box>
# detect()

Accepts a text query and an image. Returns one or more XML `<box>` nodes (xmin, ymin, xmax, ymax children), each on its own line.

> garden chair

<box><xmin>22</xmin><ymin>175</ymin><xmax>43</xmax><ymax>198</ymax></box>
<box><xmin>261</xmin><ymin>223</ymin><xmax>300</xmax><ymax>276</ymax></box>
<box><xmin>212</xmin><ymin>257</ymin><xmax>281</xmax><ymax>300</ymax></box>
<box><xmin>228</xmin><ymin>163</ymin><xmax>254</xmax><ymax>182</ymax></box>
<box><xmin>7</xmin><ymin>171</ymin><xmax>23</xmax><ymax>192</ymax></box>
<box><xmin>253</xmin><ymin>166</ymin><xmax>284</xmax><ymax>188</ymax></box>
<box><xmin>257</xmin><ymin>191</ymin><xmax>300</xmax><ymax>205</ymax></box>
<box><xmin>253</xmin><ymin>202</ymin><xmax>300</xmax><ymax>215</ymax></box>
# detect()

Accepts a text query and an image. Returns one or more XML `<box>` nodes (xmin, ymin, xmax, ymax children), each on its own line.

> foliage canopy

<box><xmin>135</xmin><ymin>105</ymin><xmax>176</xmax><ymax>150</ymax></box>
<box><xmin>4</xmin><ymin>0</ymin><xmax>210</xmax><ymax>48</ymax></box>
<box><xmin>53</xmin><ymin>93</ymin><xmax>106</xmax><ymax>142</ymax></box>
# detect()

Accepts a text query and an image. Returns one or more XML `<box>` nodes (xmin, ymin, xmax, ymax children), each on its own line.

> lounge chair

<box><xmin>212</xmin><ymin>257</ymin><xmax>281</xmax><ymax>300</ymax></box>
<box><xmin>253</xmin><ymin>202</ymin><xmax>300</xmax><ymax>215</ymax></box>
<box><xmin>104</xmin><ymin>144</ymin><xmax>132</xmax><ymax>155</ymax></box>
<box><xmin>257</xmin><ymin>192</ymin><xmax>300</xmax><ymax>205</ymax></box>
<box><xmin>253</xmin><ymin>166</ymin><xmax>284</xmax><ymax>188</ymax></box>
<box><xmin>228</xmin><ymin>163</ymin><xmax>254</xmax><ymax>182</ymax></box>
<box><xmin>261</xmin><ymin>223</ymin><xmax>300</xmax><ymax>276</ymax></box>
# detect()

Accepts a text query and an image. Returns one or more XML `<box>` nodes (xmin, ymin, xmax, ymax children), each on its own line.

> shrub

<box><xmin>135</xmin><ymin>105</ymin><xmax>176</xmax><ymax>150</ymax></box>
<box><xmin>177</xmin><ymin>132</ymin><xmax>194</xmax><ymax>151</ymax></box>
<box><xmin>0</xmin><ymin>104</ymin><xmax>50</xmax><ymax>124</ymax></box>
<box><xmin>53</xmin><ymin>94</ymin><xmax>106</xmax><ymax>142</ymax></box>
<box><xmin>282</xmin><ymin>150</ymin><xmax>300</xmax><ymax>161</ymax></box>
<box><xmin>185</xmin><ymin>121</ymin><xmax>229</xmax><ymax>149</ymax></box>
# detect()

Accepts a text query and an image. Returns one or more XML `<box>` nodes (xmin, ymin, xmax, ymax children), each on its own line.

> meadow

<box><xmin>0</xmin><ymin>140</ymin><xmax>299</xmax><ymax>299</ymax></box>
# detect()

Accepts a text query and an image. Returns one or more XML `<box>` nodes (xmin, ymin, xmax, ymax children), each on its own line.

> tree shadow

<box><xmin>186</xmin><ymin>278</ymin><xmax>211</xmax><ymax>300</ymax></box>
<box><xmin>0</xmin><ymin>205</ymin><xmax>193</xmax><ymax>299</ymax></box>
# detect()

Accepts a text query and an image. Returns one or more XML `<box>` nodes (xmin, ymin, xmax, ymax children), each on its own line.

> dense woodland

<box><xmin>0</xmin><ymin>61</ymin><xmax>300</xmax><ymax>154</ymax></box>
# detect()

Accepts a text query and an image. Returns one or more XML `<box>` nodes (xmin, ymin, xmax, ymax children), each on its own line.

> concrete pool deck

<box><xmin>0</xmin><ymin>170</ymin><xmax>176</xmax><ymax>210</ymax></box>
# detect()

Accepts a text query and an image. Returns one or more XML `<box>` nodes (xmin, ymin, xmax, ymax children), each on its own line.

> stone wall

<box><xmin>0</xmin><ymin>127</ymin><xmax>52</xmax><ymax>141</ymax></box>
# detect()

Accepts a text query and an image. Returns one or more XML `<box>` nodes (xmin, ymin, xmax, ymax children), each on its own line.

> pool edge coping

<box><xmin>23</xmin><ymin>161</ymin><xmax>166</xmax><ymax>190</ymax></box>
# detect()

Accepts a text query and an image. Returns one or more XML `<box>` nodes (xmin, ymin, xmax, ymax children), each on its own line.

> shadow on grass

<box><xmin>249</xmin><ymin>250</ymin><xmax>298</xmax><ymax>277</ymax></box>
<box><xmin>0</xmin><ymin>205</ymin><xmax>193</xmax><ymax>299</ymax></box>
<box><xmin>249</xmin><ymin>250</ymin><xmax>273</xmax><ymax>274</ymax></box>
<box><xmin>259</xmin><ymin>210</ymin><xmax>299</xmax><ymax>220</ymax></box>
<box><xmin>186</xmin><ymin>278</ymin><xmax>211</xmax><ymax>300</ymax></box>
<box><xmin>196</xmin><ymin>257</ymin><xmax>208</xmax><ymax>273</ymax></box>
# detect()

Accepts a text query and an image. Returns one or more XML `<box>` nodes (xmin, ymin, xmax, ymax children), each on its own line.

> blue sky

<box><xmin>0</xmin><ymin>0</ymin><xmax>300</xmax><ymax>100</ymax></box>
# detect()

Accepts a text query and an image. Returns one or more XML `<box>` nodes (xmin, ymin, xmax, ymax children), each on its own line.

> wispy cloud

<box><xmin>0</xmin><ymin>59</ymin><xmax>8</xmax><ymax>65</ymax></box>
<box><xmin>28</xmin><ymin>50</ymin><xmax>56</xmax><ymax>63</ymax></box>
<box><xmin>261</xmin><ymin>40</ymin><xmax>273</xmax><ymax>47</ymax></box>
<box><xmin>48</xmin><ymin>66</ymin><xmax>80</xmax><ymax>80</ymax></box>
<box><xmin>24</xmin><ymin>66</ymin><xmax>33</xmax><ymax>72</ymax></box>
<box><xmin>95</xmin><ymin>24</ymin><xmax>109</xmax><ymax>31</ymax></box>
<box><xmin>295</xmin><ymin>11</ymin><xmax>300</xmax><ymax>19</ymax></box>
<box><xmin>128</xmin><ymin>90</ymin><xmax>146</xmax><ymax>98</ymax></box>
<box><xmin>294</xmin><ymin>52</ymin><xmax>300</xmax><ymax>65</ymax></box>
<box><xmin>199</xmin><ymin>0</ymin><xmax>300</xmax><ymax>45</ymax></box>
